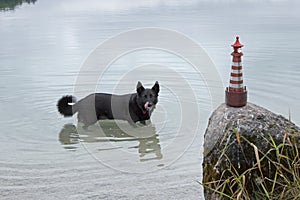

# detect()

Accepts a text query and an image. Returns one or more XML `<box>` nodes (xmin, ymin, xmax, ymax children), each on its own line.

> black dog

<box><xmin>57</xmin><ymin>81</ymin><xmax>159</xmax><ymax>127</ymax></box>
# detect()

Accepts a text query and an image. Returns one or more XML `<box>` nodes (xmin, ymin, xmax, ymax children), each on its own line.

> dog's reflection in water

<box><xmin>59</xmin><ymin>121</ymin><xmax>162</xmax><ymax>162</ymax></box>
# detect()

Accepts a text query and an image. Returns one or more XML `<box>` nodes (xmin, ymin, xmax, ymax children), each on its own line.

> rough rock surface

<box><xmin>202</xmin><ymin>102</ymin><xmax>300</xmax><ymax>199</ymax></box>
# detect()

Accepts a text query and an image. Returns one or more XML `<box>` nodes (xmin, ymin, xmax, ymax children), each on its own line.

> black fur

<box><xmin>57</xmin><ymin>95</ymin><xmax>76</xmax><ymax>117</ymax></box>
<box><xmin>57</xmin><ymin>81</ymin><xmax>159</xmax><ymax>126</ymax></box>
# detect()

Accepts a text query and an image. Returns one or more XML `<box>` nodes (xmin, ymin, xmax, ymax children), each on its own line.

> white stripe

<box><xmin>230</xmin><ymin>84</ymin><xmax>244</xmax><ymax>88</ymax></box>
<box><xmin>232</xmin><ymin>62</ymin><xmax>242</xmax><ymax>66</ymax></box>
<box><xmin>231</xmin><ymin>69</ymin><xmax>242</xmax><ymax>74</ymax></box>
<box><xmin>230</xmin><ymin>77</ymin><xmax>243</xmax><ymax>81</ymax></box>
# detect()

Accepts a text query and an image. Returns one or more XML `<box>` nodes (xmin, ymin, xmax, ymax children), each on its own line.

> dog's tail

<box><xmin>57</xmin><ymin>95</ymin><xmax>77</xmax><ymax>117</ymax></box>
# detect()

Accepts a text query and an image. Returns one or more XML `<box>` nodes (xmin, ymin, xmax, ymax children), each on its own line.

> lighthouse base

<box><xmin>225</xmin><ymin>88</ymin><xmax>247</xmax><ymax>107</ymax></box>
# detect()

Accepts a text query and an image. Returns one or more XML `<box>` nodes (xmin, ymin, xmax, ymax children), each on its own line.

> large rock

<box><xmin>202</xmin><ymin>102</ymin><xmax>300</xmax><ymax>199</ymax></box>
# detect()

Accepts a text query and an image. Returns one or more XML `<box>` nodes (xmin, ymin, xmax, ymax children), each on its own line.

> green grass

<box><xmin>202</xmin><ymin>128</ymin><xmax>300</xmax><ymax>200</ymax></box>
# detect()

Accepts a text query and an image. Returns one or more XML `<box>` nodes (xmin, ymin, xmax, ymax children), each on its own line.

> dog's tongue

<box><xmin>144</xmin><ymin>102</ymin><xmax>149</xmax><ymax>110</ymax></box>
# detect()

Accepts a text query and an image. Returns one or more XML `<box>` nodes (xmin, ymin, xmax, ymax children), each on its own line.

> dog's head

<box><xmin>136</xmin><ymin>81</ymin><xmax>159</xmax><ymax>114</ymax></box>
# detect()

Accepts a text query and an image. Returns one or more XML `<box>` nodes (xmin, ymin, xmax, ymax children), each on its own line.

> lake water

<box><xmin>1</xmin><ymin>0</ymin><xmax>300</xmax><ymax>199</ymax></box>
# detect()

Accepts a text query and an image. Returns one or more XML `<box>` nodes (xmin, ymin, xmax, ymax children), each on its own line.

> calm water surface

<box><xmin>1</xmin><ymin>0</ymin><xmax>300</xmax><ymax>199</ymax></box>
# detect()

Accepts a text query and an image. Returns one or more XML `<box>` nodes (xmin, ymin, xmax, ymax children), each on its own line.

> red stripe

<box><xmin>232</xmin><ymin>56</ymin><xmax>242</xmax><ymax>62</ymax></box>
<box><xmin>230</xmin><ymin>80</ymin><xmax>243</xmax><ymax>84</ymax></box>
<box><xmin>231</xmin><ymin>73</ymin><xmax>243</xmax><ymax>77</ymax></box>
<box><xmin>232</xmin><ymin>66</ymin><xmax>242</xmax><ymax>70</ymax></box>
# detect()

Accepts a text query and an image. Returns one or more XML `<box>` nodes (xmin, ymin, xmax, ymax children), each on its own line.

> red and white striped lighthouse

<box><xmin>225</xmin><ymin>36</ymin><xmax>247</xmax><ymax>107</ymax></box>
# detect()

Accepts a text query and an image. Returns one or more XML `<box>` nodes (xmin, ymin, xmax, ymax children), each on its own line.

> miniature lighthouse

<box><xmin>225</xmin><ymin>36</ymin><xmax>247</xmax><ymax>107</ymax></box>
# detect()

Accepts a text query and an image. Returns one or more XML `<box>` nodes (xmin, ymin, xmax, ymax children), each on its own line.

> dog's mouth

<box><xmin>144</xmin><ymin>101</ymin><xmax>155</xmax><ymax>112</ymax></box>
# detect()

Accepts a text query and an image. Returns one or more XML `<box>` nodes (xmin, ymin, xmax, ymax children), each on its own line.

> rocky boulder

<box><xmin>202</xmin><ymin>102</ymin><xmax>300</xmax><ymax>199</ymax></box>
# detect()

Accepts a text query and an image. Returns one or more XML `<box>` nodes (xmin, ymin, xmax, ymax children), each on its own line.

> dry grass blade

<box><xmin>251</xmin><ymin>143</ymin><xmax>263</xmax><ymax>178</ymax></box>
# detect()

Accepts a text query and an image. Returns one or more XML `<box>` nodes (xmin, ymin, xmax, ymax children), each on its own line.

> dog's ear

<box><xmin>152</xmin><ymin>81</ymin><xmax>159</xmax><ymax>95</ymax></box>
<box><xmin>136</xmin><ymin>81</ymin><xmax>145</xmax><ymax>95</ymax></box>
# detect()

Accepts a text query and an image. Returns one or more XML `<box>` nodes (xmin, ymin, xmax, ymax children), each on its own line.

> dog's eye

<box><xmin>149</xmin><ymin>94</ymin><xmax>153</xmax><ymax>98</ymax></box>
<box><xmin>144</xmin><ymin>95</ymin><xmax>147</xmax><ymax>98</ymax></box>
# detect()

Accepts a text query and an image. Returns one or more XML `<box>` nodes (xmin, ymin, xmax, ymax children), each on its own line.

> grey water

<box><xmin>1</xmin><ymin>0</ymin><xmax>300</xmax><ymax>199</ymax></box>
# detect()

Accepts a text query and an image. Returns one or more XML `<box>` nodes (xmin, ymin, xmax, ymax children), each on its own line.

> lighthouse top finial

<box><xmin>232</xmin><ymin>36</ymin><xmax>243</xmax><ymax>48</ymax></box>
